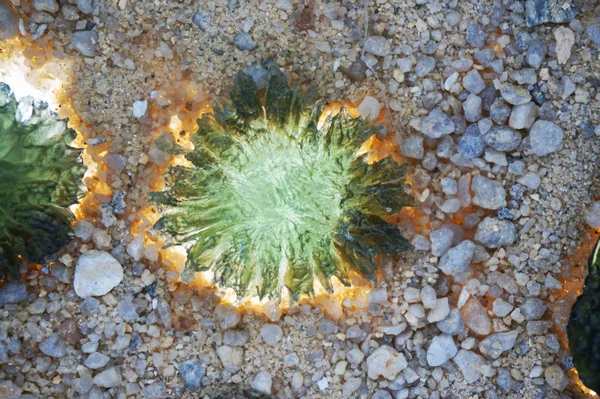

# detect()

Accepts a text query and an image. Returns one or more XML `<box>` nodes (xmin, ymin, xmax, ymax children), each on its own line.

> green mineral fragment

<box><xmin>568</xmin><ymin>237</ymin><xmax>600</xmax><ymax>393</ymax></box>
<box><xmin>152</xmin><ymin>65</ymin><xmax>412</xmax><ymax>300</ymax></box>
<box><xmin>0</xmin><ymin>83</ymin><xmax>85</xmax><ymax>280</ymax></box>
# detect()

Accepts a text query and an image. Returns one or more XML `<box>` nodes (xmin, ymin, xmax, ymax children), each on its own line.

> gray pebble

<box><xmin>493</xmin><ymin>298</ymin><xmax>514</xmax><ymax>317</ymax></box>
<box><xmin>446</xmin><ymin>11</ymin><xmax>461</xmax><ymax>27</ymax></box>
<box><xmin>463</xmin><ymin>70</ymin><xmax>485</xmax><ymax>94</ymax></box>
<box><xmin>399</xmin><ymin>135</ymin><xmax>424</xmax><ymax>159</ymax></box>
<box><xmin>587</xmin><ymin>24</ymin><xmax>600</xmax><ymax>47</ymax></box>
<box><xmin>499</xmin><ymin>83</ymin><xmax>532</xmax><ymax>105</ymax></box>
<box><xmin>371</xmin><ymin>390</ymin><xmax>393</xmax><ymax>399</ymax></box>
<box><xmin>511</xmin><ymin>68</ymin><xmax>537</xmax><ymax>85</ymax></box>
<box><xmin>430</xmin><ymin>226</ymin><xmax>454</xmax><ymax>257</ymax></box>
<box><xmin>422</xmin><ymin>92</ymin><xmax>442</xmax><ymax>110</ymax></box>
<box><xmin>538</xmin><ymin>101</ymin><xmax>556</xmax><ymax>120</ymax></box>
<box><xmin>458</xmin><ymin>124</ymin><xmax>486</xmax><ymax>159</ymax></box>
<box><xmin>192</xmin><ymin>10</ymin><xmax>211</xmax><ymax>32</ymax></box>
<box><xmin>214</xmin><ymin>304</ymin><xmax>241</xmax><ymax>329</ymax></box>
<box><xmin>85</xmin><ymin>352</ymin><xmax>110</xmax><ymax>369</ymax></box>
<box><xmin>397</xmin><ymin>57</ymin><xmax>413</xmax><ymax>73</ymax></box>
<box><xmin>223</xmin><ymin>330</ymin><xmax>249</xmax><ymax>346</ymax></box>
<box><xmin>497</xmin><ymin>368</ymin><xmax>512</xmax><ymax>392</ymax></box>
<box><xmin>529</xmin><ymin>120</ymin><xmax>563</xmax><ymax>156</ymax></box>
<box><xmin>426</xmin><ymin>334</ymin><xmax>458</xmax><ymax>367</ymax></box>
<box><xmin>233</xmin><ymin>32</ymin><xmax>257</xmax><ymax>51</ymax></box>
<box><xmin>81</xmin><ymin>297</ymin><xmax>100</xmax><ymax>314</ymax></box>
<box><xmin>347</xmin><ymin>348</ymin><xmax>365</xmax><ymax>365</ymax></box>
<box><xmin>545</xmin><ymin>364</ymin><xmax>568</xmax><ymax>391</ymax></box>
<box><xmin>420</xmin><ymin>108</ymin><xmax>455</xmax><ymax>139</ymax></box>
<box><xmin>437</xmin><ymin>308</ymin><xmax>464</xmax><ymax>335</ymax></box>
<box><xmin>180</xmin><ymin>360</ymin><xmax>205</xmax><ymax>390</ymax></box>
<box><xmin>452</xmin><ymin>115</ymin><xmax>467</xmax><ymax>135</ymax></box>
<box><xmin>528</xmin><ymin>320</ymin><xmax>552</xmax><ymax>335</ymax></box>
<box><xmin>508</xmin><ymin>160</ymin><xmax>525</xmax><ymax>175</ymax></box>
<box><xmin>451</xmin><ymin>59</ymin><xmax>473</xmax><ymax>72</ymax></box>
<box><xmin>0</xmin><ymin>1</ymin><xmax>18</xmax><ymax>39</ymax></box>
<box><xmin>415</xmin><ymin>55</ymin><xmax>436</xmax><ymax>77</ymax></box>
<box><xmin>479</xmin><ymin>331</ymin><xmax>518</xmax><ymax>359</ymax></box>
<box><xmin>422</xmin><ymin>151</ymin><xmax>437</xmax><ymax>171</ymax></box>
<box><xmin>51</xmin><ymin>263</ymin><xmax>72</xmax><ymax>283</ymax></box>
<box><xmin>260</xmin><ymin>324</ymin><xmax>283</xmax><ymax>345</ymax></box>
<box><xmin>475</xmin><ymin>48</ymin><xmax>495</xmax><ymax>67</ymax></box>
<box><xmin>141</xmin><ymin>381</ymin><xmax>168</xmax><ymax>399</ymax></box>
<box><xmin>364</xmin><ymin>36</ymin><xmax>391</xmax><ymax>57</ymax></box>
<box><xmin>117</xmin><ymin>299</ymin><xmax>139</xmax><ymax>322</ymax></box>
<box><xmin>441</xmin><ymin>177</ymin><xmax>458</xmax><ymax>196</ymax></box>
<box><xmin>284</xmin><ymin>353</ymin><xmax>299</xmax><ymax>367</ymax></box>
<box><xmin>28</xmin><ymin>297</ymin><xmax>47</xmax><ymax>314</ymax></box>
<box><xmin>484</xmin><ymin>148</ymin><xmax>507</xmax><ymax>166</ymax></box>
<box><xmin>516</xmin><ymin>31</ymin><xmax>532</xmax><ymax>51</ymax></box>
<box><xmin>509</xmin><ymin>102</ymin><xmax>538</xmax><ymax>130</ymax></box>
<box><xmin>466</xmin><ymin>22</ymin><xmax>486</xmax><ymax>48</ymax></box>
<box><xmin>441</xmin><ymin>198</ymin><xmax>461</xmax><ymax>214</ymax></box>
<box><xmin>472</xmin><ymin>175</ymin><xmax>506</xmax><ymax>210</ymax></box>
<box><xmin>71</xmin><ymin>31</ymin><xmax>98</xmax><ymax>57</ymax></box>
<box><xmin>463</xmin><ymin>94</ymin><xmax>482</xmax><ymax>122</ymax></box>
<box><xmin>483</xmin><ymin>126</ymin><xmax>522</xmax><ymax>152</ymax></box>
<box><xmin>73</xmin><ymin>376</ymin><xmax>93</xmax><ymax>394</ymax></box>
<box><xmin>439</xmin><ymin>240</ymin><xmax>476</xmax><ymax>276</ymax></box>
<box><xmin>0</xmin><ymin>281</ymin><xmax>28</xmax><ymax>305</ymax></box>
<box><xmin>436</xmin><ymin>136</ymin><xmax>455</xmax><ymax>159</ymax></box>
<box><xmin>34</xmin><ymin>0</ymin><xmax>59</xmax><ymax>13</ymax></box>
<box><xmin>77</xmin><ymin>0</ymin><xmax>94</xmax><ymax>14</ymax></box>
<box><xmin>461</xmin><ymin>298</ymin><xmax>492</xmax><ymax>335</ymax></box>
<box><xmin>480</xmin><ymin>84</ymin><xmax>499</xmax><ymax>111</ymax></box>
<box><xmin>518</xmin><ymin>173</ymin><xmax>541</xmax><ymax>189</ymax></box>
<box><xmin>560</xmin><ymin>75</ymin><xmax>576</xmax><ymax>99</ymax></box>
<box><xmin>475</xmin><ymin>217</ymin><xmax>517</xmax><ymax>248</ymax></box>
<box><xmin>39</xmin><ymin>333</ymin><xmax>67</xmax><ymax>358</ymax></box>
<box><xmin>526</xmin><ymin>40</ymin><xmax>547</xmax><ymax>69</ymax></box>
<box><xmin>520</xmin><ymin>297</ymin><xmax>547</xmax><ymax>320</ymax></box>
<box><xmin>490</xmin><ymin>100</ymin><xmax>512</xmax><ymax>124</ymax></box>
<box><xmin>525</xmin><ymin>0</ymin><xmax>578</xmax><ymax>27</ymax></box>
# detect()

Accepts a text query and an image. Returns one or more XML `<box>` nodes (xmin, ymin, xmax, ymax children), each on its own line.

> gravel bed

<box><xmin>1</xmin><ymin>0</ymin><xmax>600</xmax><ymax>398</ymax></box>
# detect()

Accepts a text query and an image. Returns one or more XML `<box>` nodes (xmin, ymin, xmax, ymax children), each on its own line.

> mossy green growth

<box><xmin>568</xmin><ymin>238</ymin><xmax>600</xmax><ymax>392</ymax></box>
<box><xmin>0</xmin><ymin>83</ymin><xmax>85</xmax><ymax>280</ymax></box>
<box><xmin>152</xmin><ymin>66</ymin><xmax>412</xmax><ymax>300</ymax></box>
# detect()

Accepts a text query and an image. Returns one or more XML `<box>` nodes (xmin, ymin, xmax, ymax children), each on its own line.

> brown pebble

<box><xmin>340</xmin><ymin>59</ymin><xmax>368</xmax><ymax>82</ymax></box>
<box><xmin>59</xmin><ymin>319</ymin><xmax>83</xmax><ymax>346</ymax></box>
<box><xmin>296</xmin><ymin>7</ymin><xmax>315</xmax><ymax>31</ymax></box>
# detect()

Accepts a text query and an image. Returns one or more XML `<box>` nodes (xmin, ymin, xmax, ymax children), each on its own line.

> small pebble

<box><xmin>74</xmin><ymin>250</ymin><xmax>123</xmax><ymax>298</ymax></box>
<box><xmin>233</xmin><ymin>32</ymin><xmax>257</xmax><ymax>51</ymax></box>
<box><xmin>529</xmin><ymin>120</ymin><xmax>564</xmax><ymax>156</ymax></box>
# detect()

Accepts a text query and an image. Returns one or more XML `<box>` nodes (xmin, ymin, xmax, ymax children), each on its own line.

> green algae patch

<box><xmin>0</xmin><ymin>83</ymin><xmax>85</xmax><ymax>280</ymax></box>
<box><xmin>152</xmin><ymin>67</ymin><xmax>412</xmax><ymax>300</ymax></box>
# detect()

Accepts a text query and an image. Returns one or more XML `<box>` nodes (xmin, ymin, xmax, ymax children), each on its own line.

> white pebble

<box><xmin>132</xmin><ymin>100</ymin><xmax>148</xmax><ymax>118</ymax></box>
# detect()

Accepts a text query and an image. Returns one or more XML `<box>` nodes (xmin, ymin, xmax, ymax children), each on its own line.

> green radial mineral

<box><xmin>152</xmin><ymin>65</ymin><xmax>412</xmax><ymax>300</ymax></box>
<box><xmin>0</xmin><ymin>83</ymin><xmax>85</xmax><ymax>280</ymax></box>
<box><xmin>568</xmin><ymin>237</ymin><xmax>600</xmax><ymax>393</ymax></box>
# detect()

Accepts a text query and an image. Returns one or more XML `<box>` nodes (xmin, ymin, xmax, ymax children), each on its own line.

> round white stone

<box><xmin>74</xmin><ymin>250</ymin><xmax>124</xmax><ymax>297</ymax></box>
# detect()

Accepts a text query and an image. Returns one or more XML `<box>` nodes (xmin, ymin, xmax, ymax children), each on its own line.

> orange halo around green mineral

<box><xmin>151</xmin><ymin>67</ymin><xmax>413</xmax><ymax>300</ymax></box>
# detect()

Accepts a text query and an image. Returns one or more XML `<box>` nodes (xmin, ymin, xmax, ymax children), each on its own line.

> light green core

<box><xmin>223</xmin><ymin>132</ymin><xmax>350</xmax><ymax>259</ymax></box>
